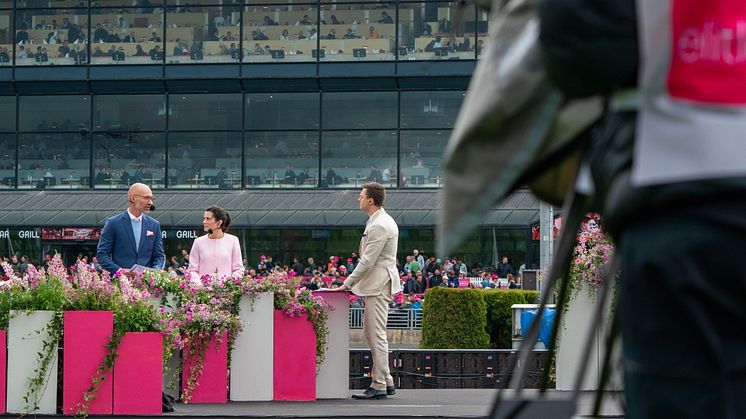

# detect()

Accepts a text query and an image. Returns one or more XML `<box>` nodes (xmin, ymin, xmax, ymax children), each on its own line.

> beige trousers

<box><xmin>363</xmin><ymin>292</ymin><xmax>394</xmax><ymax>390</ymax></box>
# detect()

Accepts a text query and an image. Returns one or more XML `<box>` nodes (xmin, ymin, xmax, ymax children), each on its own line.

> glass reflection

<box><xmin>168</xmin><ymin>132</ymin><xmax>241</xmax><ymax>189</ymax></box>
<box><xmin>400</xmin><ymin>91</ymin><xmax>465</xmax><ymax>129</ymax></box>
<box><xmin>14</xmin><ymin>9</ymin><xmax>89</xmax><ymax>66</ymax></box>
<box><xmin>245</xmin><ymin>93</ymin><xmax>319</xmax><ymax>130</ymax></box>
<box><xmin>165</xmin><ymin>6</ymin><xmax>212</xmax><ymax>64</ymax></box>
<box><xmin>19</xmin><ymin>95</ymin><xmax>90</xmax><ymax>132</ymax></box>
<box><xmin>90</xmin><ymin>8</ymin><xmax>164</xmax><ymax>65</ymax></box>
<box><xmin>245</xmin><ymin>132</ymin><xmax>319</xmax><ymax>188</ymax></box>
<box><xmin>18</xmin><ymin>133</ymin><xmax>90</xmax><ymax>189</ymax></box>
<box><xmin>240</xmin><ymin>3</ymin><xmax>317</xmax><ymax>63</ymax></box>
<box><xmin>94</xmin><ymin>94</ymin><xmax>166</xmax><ymax>131</ymax></box>
<box><xmin>93</xmin><ymin>132</ymin><xmax>165</xmax><ymax>189</ymax></box>
<box><xmin>317</xmin><ymin>2</ymin><xmax>396</xmax><ymax>62</ymax></box>
<box><xmin>0</xmin><ymin>134</ymin><xmax>15</xmax><ymax>189</ymax></box>
<box><xmin>322</xmin><ymin>91</ymin><xmax>396</xmax><ymax>129</ymax></box>
<box><xmin>399</xmin><ymin>1</ymin><xmax>476</xmax><ymax>61</ymax></box>
<box><xmin>0</xmin><ymin>96</ymin><xmax>15</xmax><ymax>131</ymax></box>
<box><xmin>0</xmin><ymin>11</ymin><xmax>11</xmax><ymax>65</ymax></box>
<box><xmin>321</xmin><ymin>130</ymin><xmax>396</xmax><ymax>188</ymax></box>
<box><xmin>400</xmin><ymin>130</ymin><xmax>450</xmax><ymax>188</ymax></box>
<box><xmin>168</xmin><ymin>94</ymin><xmax>242</xmax><ymax>131</ymax></box>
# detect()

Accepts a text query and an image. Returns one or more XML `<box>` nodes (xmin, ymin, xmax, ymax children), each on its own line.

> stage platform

<box><xmin>4</xmin><ymin>389</ymin><xmax>624</xmax><ymax>419</ymax></box>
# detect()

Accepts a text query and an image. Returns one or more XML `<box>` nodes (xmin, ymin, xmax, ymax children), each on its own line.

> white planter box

<box><xmin>316</xmin><ymin>291</ymin><xmax>350</xmax><ymax>399</ymax></box>
<box><xmin>556</xmin><ymin>283</ymin><xmax>622</xmax><ymax>391</ymax></box>
<box><xmin>7</xmin><ymin>310</ymin><xmax>59</xmax><ymax>414</ymax></box>
<box><xmin>230</xmin><ymin>292</ymin><xmax>274</xmax><ymax>401</ymax></box>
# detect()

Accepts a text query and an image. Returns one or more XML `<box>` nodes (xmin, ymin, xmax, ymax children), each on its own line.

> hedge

<box><xmin>420</xmin><ymin>287</ymin><xmax>490</xmax><ymax>349</ymax></box>
<box><xmin>420</xmin><ymin>288</ymin><xmax>538</xmax><ymax>349</ymax></box>
<box><xmin>483</xmin><ymin>289</ymin><xmax>538</xmax><ymax>348</ymax></box>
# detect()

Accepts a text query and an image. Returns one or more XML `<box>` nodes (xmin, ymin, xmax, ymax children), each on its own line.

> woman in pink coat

<box><xmin>187</xmin><ymin>205</ymin><xmax>244</xmax><ymax>281</ymax></box>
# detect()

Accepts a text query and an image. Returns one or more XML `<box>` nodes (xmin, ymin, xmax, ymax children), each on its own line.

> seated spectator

<box><xmin>297</xmin><ymin>30</ymin><xmax>307</xmax><ymax>40</ymax></box>
<box><xmin>222</xmin><ymin>31</ymin><xmax>236</xmax><ymax>41</ymax></box>
<box><xmin>343</xmin><ymin>29</ymin><xmax>357</xmax><ymax>39</ymax></box>
<box><xmin>424</xmin><ymin>36</ymin><xmax>442</xmax><ymax>52</ymax></box>
<box><xmin>297</xmin><ymin>15</ymin><xmax>312</xmax><ymax>25</ymax></box>
<box><xmin>262</xmin><ymin>15</ymin><xmax>277</xmax><ymax>26</ymax></box>
<box><xmin>253</xmin><ymin>43</ymin><xmax>265</xmax><ymax>55</ymax></box>
<box><xmin>367</xmin><ymin>165</ymin><xmax>383</xmax><ymax>182</ymax></box>
<box><xmin>330</xmin><ymin>15</ymin><xmax>342</xmax><ymax>25</ymax></box>
<box><xmin>308</xmin><ymin>29</ymin><xmax>318</xmax><ymax>40</ymax></box>
<box><xmin>378</xmin><ymin>11</ymin><xmax>394</xmax><ymax>24</ymax></box>
<box><xmin>254</xmin><ymin>30</ymin><xmax>268</xmax><ymax>41</ymax></box>
<box><xmin>92</xmin><ymin>46</ymin><xmax>107</xmax><ymax>57</ymax></box>
<box><xmin>296</xmin><ymin>168</ymin><xmax>311</xmax><ymax>184</ymax></box>
<box><xmin>149</xmin><ymin>31</ymin><xmax>162</xmax><ymax>42</ymax></box>
<box><xmin>149</xmin><ymin>45</ymin><xmax>162</xmax><ymax>59</ymax></box>
<box><xmin>326</xmin><ymin>28</ymin><xmax>337</xmax><ymax>39</ymax></box>
<box><xmin>368</xmin><ymin>26</ymin><xmax>381</xmax><ymax>39</ymax></box>
<box><xmin>280</xmin><ymin>29</ymin><xmax>290</xmax><ymax>40</ymax></box>
<box><xmin>325</xmin><ymin>167</ymin><xmax>346</xmax><ymax>186</ymax></box>
<box><xmin>134</xmin><ymin>44</ymin><xmax>148</xmax><ymax>56</ymax></box>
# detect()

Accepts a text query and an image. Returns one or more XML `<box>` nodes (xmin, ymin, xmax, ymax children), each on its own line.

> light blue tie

<box><xmin>132</xmin><ymin>218</ymin><xmax>141</xmax><ymax>251</ymax></box>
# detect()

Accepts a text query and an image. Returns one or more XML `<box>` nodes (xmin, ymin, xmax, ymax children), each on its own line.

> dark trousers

<box><xmin>619</xmin><ymin>197</ymin><xmax>746</xmax><ymax>419</ymax></box>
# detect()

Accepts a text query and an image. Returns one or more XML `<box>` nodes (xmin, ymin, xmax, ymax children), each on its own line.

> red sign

<box><xmin>63</xmin><ymin>228</ymin><xmax>101</xmax><ymax>240</ymax></box>
<box><xmin>668</xmin><ymin>0</ymin><xmax>746</xmax><ymax>104</ymax></box>
<box><xmin>42</xmin><ymin>228</ymin><xmax>63</xmax><ymax>239</ymax></box>
<box><xmin>42</xmin><ymin>228</ymin><xmax>101</xmax><ymax>240</ymax></box>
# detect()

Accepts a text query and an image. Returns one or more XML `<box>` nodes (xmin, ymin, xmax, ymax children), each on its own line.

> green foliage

<box><xmin>420</xmin><ymin>287</ymin><xmax>490</xmax><ymax>349</ymax></box>
<box><xmin>114</xmin><ymin>300</ymin><xmax>159</xmax><ymax>334</ymax></box>
<box><xmin>482</xmin><ymin>289</ymin><xmax>538</xmax><ymax>348</ymax></box>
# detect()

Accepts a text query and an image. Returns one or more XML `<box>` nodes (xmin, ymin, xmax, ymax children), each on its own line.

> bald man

<box><xmin>97</xmin><ymin>183</ymin><xmax>165</xmax><ymax>275</ymax></box>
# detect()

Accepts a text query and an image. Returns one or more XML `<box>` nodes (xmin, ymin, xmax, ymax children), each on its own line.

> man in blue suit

<box><xmin>97</xmin><ymin>183</ymin><xmax>165</xmax><ymax>276</ymax></box>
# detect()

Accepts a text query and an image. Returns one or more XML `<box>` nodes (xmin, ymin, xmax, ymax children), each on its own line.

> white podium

<box><xmin>7</xmin><ymin>310</ymin><xmax>59</xmax><ymax>414</ymax></box>
<box><xmin>315</xmin><ymin>291</ymin><xmax>350</xmax><ymax>399</ymax></box>
<box><xmin>230</xmin><ymin>292</ymin><xmax>274</xmax><ymax>401</ymax></box>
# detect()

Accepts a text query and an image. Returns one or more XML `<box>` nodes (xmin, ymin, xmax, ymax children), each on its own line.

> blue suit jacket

<box><xmin>96</xmin><ymin>210</ymin><xmax>165</xmax><ymax>275</ymax></box>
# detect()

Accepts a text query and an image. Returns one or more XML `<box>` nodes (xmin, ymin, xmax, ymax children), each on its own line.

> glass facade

<box><xmin>0</xmin><ymin>227</ymin><xmax>526</xmax><ymax>275</ymax></box>
<box><xmin>0</xmin><ymin>0</ymin><xmax>483</xmax><ymax>65</ymax></box>
<box><xmin>0</xmin><ymin>91</ymin><xmax>462</xmax><ymax>189</ymax></box>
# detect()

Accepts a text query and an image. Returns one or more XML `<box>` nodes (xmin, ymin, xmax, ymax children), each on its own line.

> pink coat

<box><xmin>187</xmin><ymin>233</ymin><xmax>244</xmax><ymax>281</ymax></box>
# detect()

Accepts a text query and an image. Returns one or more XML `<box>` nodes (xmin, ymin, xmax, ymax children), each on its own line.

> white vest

<box><xmin>635</xmin><ymin>0</ymin><xmax>746</xmax><ymax>187</ymax></box>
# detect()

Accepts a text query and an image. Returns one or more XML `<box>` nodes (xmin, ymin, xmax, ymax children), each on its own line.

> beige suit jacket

<box><xmin>343</xmin><ymin>208</ymin><xmax>401</xmax><ymax>296</ymax></box>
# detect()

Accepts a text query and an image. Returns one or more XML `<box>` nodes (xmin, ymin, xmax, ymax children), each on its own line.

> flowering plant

<box><xmin>269</xmin><ymin>272</ymin><xmax>333</xmax><ymax>369</ymax></box>
<box><xmin>568</xmin><ymin>216</ymin><xmax>616</xmax><ymax>297</ymax></box>
<box><xmin>157</xmin><ymin>274</ymin><xmax>244</xmax><ymax>403</ymax></box>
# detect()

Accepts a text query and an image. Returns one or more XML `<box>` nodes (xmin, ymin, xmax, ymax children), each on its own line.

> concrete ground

<box><xmin>159</xmin><ymin>389</ymin><xmax>625</xmax><ymax>418</ymax></box>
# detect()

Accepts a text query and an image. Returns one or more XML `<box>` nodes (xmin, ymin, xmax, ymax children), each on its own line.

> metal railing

<box><xmin>349</xmin><ymin>307</ymin><xmax>422</xmax><ymax>330</ymax></box>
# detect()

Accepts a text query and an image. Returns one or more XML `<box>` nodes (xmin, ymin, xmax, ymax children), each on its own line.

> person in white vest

<box><xmin>539</xmin><ymin>0</ymin><xmax>746</xmax><ymax>418</ymax></box>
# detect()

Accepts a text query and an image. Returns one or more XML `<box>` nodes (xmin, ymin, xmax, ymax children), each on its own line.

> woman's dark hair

<box><xmin>205</xmin><ymin>205</ymin><xmax>231</xmax><ymax>232</ymax></box>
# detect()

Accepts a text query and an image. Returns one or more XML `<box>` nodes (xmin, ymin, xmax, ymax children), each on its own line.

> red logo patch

<box><xmin>668</xmin><ymin>0</ymin><xmax>746</xmax><ymax>104</ymax></box>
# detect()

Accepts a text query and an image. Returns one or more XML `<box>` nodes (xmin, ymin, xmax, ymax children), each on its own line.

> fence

<box><xmin>349</xmin><ymin>307</ymin><xmax>422</xmax><ymax>330</ymax></box>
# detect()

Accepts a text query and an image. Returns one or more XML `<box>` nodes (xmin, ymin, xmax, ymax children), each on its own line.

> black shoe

<box><xmin>386</xmin><ymin>385</ymin><xmax>396</xmax><ymax>396</ymax></box>
<box><xmin>352</xmin><ymin>387</ymin><xmax>387</xmax><ymax>400</ymax></box>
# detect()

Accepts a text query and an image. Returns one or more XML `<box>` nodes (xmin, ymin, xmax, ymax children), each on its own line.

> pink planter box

<box><xmin>0</xmin><ymin>330</ymin><xmax>6</xmax><ymax>414</ymax></box>
<box><xmin>182</xmin><ymin>332</ymin><xmax>228</xmax><ymax>403</ymax></box>
<box><xmin>113</xmin><ymin>332</ymin><xmax>163</xmax><ymax>414</ymax></box>
<box><xmin>63</xmin><ymin>311</ymin><xmax>114</xmax><ymax>415</ymax></box>
<box><xmin>273</xmin><ymin>310</ymin><xmax>316</xmax><ymax>401</ymax></box>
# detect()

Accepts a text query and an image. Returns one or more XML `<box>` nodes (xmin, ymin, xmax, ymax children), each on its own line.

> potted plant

<box><xmin>3</xmin><ymin>258</ymin><xmax>66</xmax><ymax>415</ymax></box>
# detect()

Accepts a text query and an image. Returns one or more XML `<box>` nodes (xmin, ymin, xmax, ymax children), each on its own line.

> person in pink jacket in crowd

<box><xmin>187</xmin><ymin>205</ymin><xmax>244</xmax><ymax>282</ymax></box>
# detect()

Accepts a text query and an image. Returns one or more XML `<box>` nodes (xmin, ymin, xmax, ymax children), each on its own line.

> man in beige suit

<box><xmin>330</xmin><ymin>182</ymin><xmax>401</xmax><ymax>399</ymax></box>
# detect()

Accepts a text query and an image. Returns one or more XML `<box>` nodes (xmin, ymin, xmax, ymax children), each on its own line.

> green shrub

<box><xmin>483</xmin><ymin>289</ymin><xmax>538</xmax><ymax>348</ymax></box>
<box><xmin>420</xmin><ymin>287</ymin><xmax>490</xmax><ymax>349</ymax></box>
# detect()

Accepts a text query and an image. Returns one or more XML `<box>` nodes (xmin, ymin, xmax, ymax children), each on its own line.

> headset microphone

<box><xmin>149</xmin><ymin>204</ymin><xmax>156</xmax><ymax>211</ymax></box>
